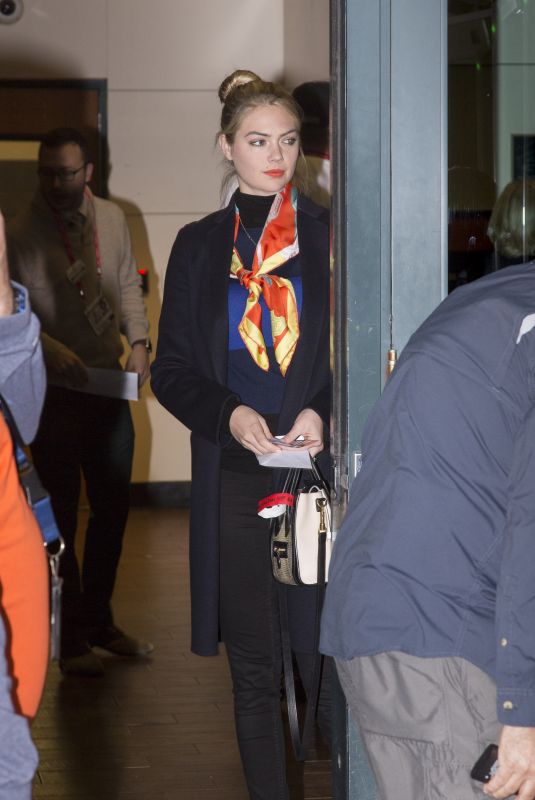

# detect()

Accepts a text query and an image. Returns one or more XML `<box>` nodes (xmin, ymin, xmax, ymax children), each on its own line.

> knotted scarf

<box><xmin>230</xmin><ymin>183</ymin><xmax>299</xmax><ymax>376</ymax></box>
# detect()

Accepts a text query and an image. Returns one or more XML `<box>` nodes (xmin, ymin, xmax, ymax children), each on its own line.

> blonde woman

<box><xmin>152</xmin><ymin>70</ymin><xmax>331</xmax><ymax>799</ymax></box>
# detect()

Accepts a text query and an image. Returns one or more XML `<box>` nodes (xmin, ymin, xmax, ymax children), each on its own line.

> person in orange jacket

<box><xmin>0</xmin><ymin>209</ymin><xmax>49</xmax><ymax>798</ymax></box>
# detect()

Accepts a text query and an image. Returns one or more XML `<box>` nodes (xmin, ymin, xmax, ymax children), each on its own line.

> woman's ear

<box><xmin>219</xmin><ymin>134</ymin><xmax>233</xmax><ymax>162</ymax></box>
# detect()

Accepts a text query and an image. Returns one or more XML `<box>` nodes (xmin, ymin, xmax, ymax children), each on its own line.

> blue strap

<box><xmin>0</xmin><ymin>396</ymin><xmax>61</xmax><ymax>546</ymax></box>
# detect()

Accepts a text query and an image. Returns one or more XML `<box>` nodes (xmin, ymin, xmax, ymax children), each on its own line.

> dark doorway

<box><xmin>0</xmin><ymin>79</ymin><xmax>107</xmax><ymax>220</ymax></box>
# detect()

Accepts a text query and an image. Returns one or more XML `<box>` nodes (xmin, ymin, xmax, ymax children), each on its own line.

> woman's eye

<box><xmin>249</xmin><ymin>139</ymin><xmax>265</xmax><ymax>147</ymax></box>
<box><xmin>282</xmin><ymin>137</ymin><xmax>297</xmax><ymax>146</ymax></box>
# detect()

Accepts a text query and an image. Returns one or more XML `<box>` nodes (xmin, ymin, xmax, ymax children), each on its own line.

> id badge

<box><xmin>66</xmin><ymin>258</ymin><xmax>87</xmax><ymax>284</ymax></box>
<box><xmin>84</xmin><ymin>292</ymin><xmax>114</xmax><ymax>335</ymax></box>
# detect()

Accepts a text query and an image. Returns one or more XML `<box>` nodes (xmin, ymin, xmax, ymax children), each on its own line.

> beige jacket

<box><xmin>7</xmin><ymin>192</ymin><xmax>148</xmax><ymax>370</ymax></box>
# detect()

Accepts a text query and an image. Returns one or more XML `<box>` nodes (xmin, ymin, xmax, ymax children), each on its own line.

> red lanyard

<box><xmin>52</xmin><ymin>186</ymin><xmax>102</xmax><ymax>300</ymax></box>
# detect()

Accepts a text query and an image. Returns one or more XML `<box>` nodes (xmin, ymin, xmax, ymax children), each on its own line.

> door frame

<box><xmin>330</xmin><ymin>1</ymin><xmax>448</xmax><ymax>796</ymax></box>
<box><xmin>0</xmin><ymin>78</ymin><xmax>108</xmax><ymax>196</ymax></box>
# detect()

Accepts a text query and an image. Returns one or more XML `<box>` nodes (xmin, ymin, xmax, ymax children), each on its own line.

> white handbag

<box><xmin>270</xmin><ymin>460</ymin><xmax>332</xmax><ymax>586</ymax></box>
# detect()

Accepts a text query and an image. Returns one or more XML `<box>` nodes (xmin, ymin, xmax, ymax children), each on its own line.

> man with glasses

<box><xmin>7</xmin><ymin>128</ymin><xmax>153</xmax><ymax>676</ymax></box>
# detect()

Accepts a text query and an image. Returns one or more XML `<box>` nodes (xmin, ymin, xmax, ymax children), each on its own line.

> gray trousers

<box><xmin>336</xmin><ymin>651</ymin><xmax>501</xmax><ymax>800</ymax></box>
<box><xmin>0</xmin><ymin>616</ymin><xmax>38</xmax><ymax>799</ymax></box>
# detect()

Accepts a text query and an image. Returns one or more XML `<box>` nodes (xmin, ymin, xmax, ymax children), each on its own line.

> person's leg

<box><xmin>0</xmin><ymin>615</ymin><xmax>38</xmax><ymax>800</ymax></box>
<box><xmin>336</xmin><ymin>652</ymin><xmax>500</xmax><ymax>800</ymax></box>
<box><xmin>79</xmin><ymin>397</ymin><xmax>134</xmax><ymax>630</ymax></box>
<box><xmin>220</xmin><ymin>469</ymin><xmax>289</xmax><ymax>800</ymax></box>
<box><xmin>30</xmin><ymin>388</ymin><xmax>85</xmax><ymax>657</ymax></box>
<box><xmin>293</xmin><ymin>650</ymin><xmax>333</xmax><ymax>747</ymax></box>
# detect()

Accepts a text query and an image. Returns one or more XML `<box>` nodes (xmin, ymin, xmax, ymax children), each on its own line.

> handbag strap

<box><xmin>278</xmin><ymin>458</ymin><xmax>328</xmax><ymax>761</ymax></box>
<box><xmin>0</xmin><ymin>394</ymin><xmax>62</xmax><ymax>548</ymax></box>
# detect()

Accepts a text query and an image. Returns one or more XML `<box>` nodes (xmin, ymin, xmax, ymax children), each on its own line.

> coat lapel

<box><xmin>200</xmin><ymin>205</ymin><xmax>235</xmax><ymax>383</ymax></box>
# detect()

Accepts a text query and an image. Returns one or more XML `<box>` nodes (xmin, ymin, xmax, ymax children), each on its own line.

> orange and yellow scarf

<box><xmin>230</xmin><ymin>184</ymin><xmax>299</xmax><ymax>376</ymax></box>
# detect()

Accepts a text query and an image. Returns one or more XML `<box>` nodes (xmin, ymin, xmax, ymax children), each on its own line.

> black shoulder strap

<box><xmin>278</xmin><ymin>457</ymin><xmax>328</xmax><ymax>761</ymax></box>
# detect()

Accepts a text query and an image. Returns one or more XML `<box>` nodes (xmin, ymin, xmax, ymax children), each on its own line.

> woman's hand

<box><xmin>280</xmin><ymin>408</ymin><xmax>324</xmax><ymax>457</ymax></box>
<box><xmin>229</xmin><ymin>405</ymin><xmax>282</xmax><ymax>455</ymax></box>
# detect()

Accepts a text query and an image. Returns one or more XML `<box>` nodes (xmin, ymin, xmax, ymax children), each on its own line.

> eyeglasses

<box><xmin>37</xmin><ymin>165</ymin><xmax>86</xmax><ymax>183</ymax></box>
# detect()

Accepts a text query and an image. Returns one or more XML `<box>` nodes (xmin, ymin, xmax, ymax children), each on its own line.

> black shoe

<box><xmin>88</xmin><ymin>625</ymin><xmax>154</xmax><ymax>656</ymax></box>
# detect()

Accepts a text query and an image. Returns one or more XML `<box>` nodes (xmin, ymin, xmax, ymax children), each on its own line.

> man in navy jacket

<box><xmin>321</xmin><ymin>261</ymin><xmax>535</xmax><ymax>799</ymax></box>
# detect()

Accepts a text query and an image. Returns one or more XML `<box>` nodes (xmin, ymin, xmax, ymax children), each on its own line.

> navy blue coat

<box><xmin>321</xmin><ymin>261</ymin><xmax>535</xmax><ymax>726</ymax></box>
<box><xmin>151</xmin><ymin>192</ymin><xmax>330</xmax><ymax>656</ymax></box>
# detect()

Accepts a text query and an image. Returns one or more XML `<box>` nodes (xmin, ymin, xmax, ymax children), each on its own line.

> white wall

<box><xmin>0</xmin><ymin>0</ymin><xmax>329</xmax><ymax>483</ymax></box>
<box><xmin>284</xmin><ymin>0</ymin><xmax>330</xmax><ymax>88</ymax></box>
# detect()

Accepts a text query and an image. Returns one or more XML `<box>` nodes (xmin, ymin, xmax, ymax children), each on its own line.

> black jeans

<box><xmin>31</xmin><ymin>387</ymin><xmax>134</xmax><ymax>656</ymax></box>
<box><xmin>219</xmin><ymin>469</ymin><xmax>331</xmax><ymax>800</ymax></box>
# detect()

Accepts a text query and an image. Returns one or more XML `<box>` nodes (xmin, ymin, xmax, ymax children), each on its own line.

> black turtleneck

<box><xmin>235</xmin><ymin>191</ymin><xmax>275</xmax><ymax>227</ymax></box>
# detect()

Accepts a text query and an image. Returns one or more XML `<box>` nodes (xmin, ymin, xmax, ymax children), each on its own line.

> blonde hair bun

<box><xmin>218</xmin><ymin>70</ymin><xmax>261</xmax><ymax>104</ymax></box>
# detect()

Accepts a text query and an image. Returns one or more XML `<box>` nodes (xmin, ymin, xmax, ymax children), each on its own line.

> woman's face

<box><xmin>219</xmin><ymin>103</ymin><xmax>300</xmax><ymax>196</ymax></box>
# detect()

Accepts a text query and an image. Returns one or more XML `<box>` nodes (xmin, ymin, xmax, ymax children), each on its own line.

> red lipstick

<box><xmin>264</xmin><ymin>169</ymin><xmax>284</xmax><ymax>177</ymax></box>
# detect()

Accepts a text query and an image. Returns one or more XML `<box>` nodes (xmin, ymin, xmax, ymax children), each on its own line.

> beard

<box><xmin>43</xmin><ymin>185</ymin><xmax>86</xmax><ymax>215</ymax></box>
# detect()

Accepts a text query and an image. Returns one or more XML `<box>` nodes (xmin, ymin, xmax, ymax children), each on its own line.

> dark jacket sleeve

<box><xmin>291</xmin><ymin>198</ymin><xmax>331</xmax><ymax>429</ymax></box>
<box><xmin>495</xmin><ymin>402</ymin><xmax>535</xmax><ymax>725</ymax></box>
<box><xmin>305</xmin><ymin>383</ymin><xmax>330</xmax><ymax>427</ymax></box>
<box><xmin>150</xmin><ymin>226</ymin><xmax>240</xmax><ymax>445</ymax></box>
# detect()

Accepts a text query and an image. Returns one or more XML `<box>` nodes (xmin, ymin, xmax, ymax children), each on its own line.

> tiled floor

<box><xmin>31</xmin><ymin>507</ymin><xmax>332</xmax><ymax>799</ymax></box>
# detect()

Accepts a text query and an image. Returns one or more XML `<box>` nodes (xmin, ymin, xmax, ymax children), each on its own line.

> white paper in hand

<box><xmin>256</xmin><ymin>449</ymin><xmax>312</xmax><ymax>468</ymax></box>
<box><xmin>49</xmin><ymin>367</ymin><xmax>139</xmax><ymax>401</ymax></box>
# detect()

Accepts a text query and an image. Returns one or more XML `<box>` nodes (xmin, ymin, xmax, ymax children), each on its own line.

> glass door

<box><xmin>330</xmin><ymin>1</ymin><xmax>448</xmax><ymax>797</ymax></box>
<box><xmin>331</xmin><ymin>2</ymin><xmax>535</xmax><ymax>797</ymax></box>
<box><xmin>448</xmin><ymin>0</ymin><xmax>535</xmax><ymax>289</ymax></box>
